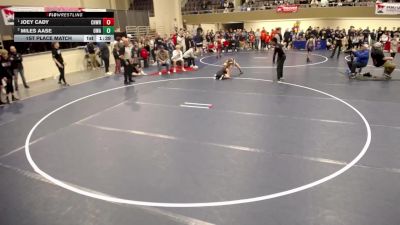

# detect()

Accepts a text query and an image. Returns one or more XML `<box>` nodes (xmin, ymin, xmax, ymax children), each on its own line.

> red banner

<box><xmin>276</xmin><ymin>5</ymin><xmax>299</xmax><ymax>13</ymax></box>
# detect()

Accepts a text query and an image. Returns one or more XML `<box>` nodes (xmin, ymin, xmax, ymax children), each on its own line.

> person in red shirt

<box><xmin>172</xmin><ymin>33</ymin><xmax>177</xmax><ymax>46</ymax></box>
<box><xmin>223</xmin><ymin>38</ymin><xmax>230</xmax><ymax>53</ymax></box>
<box><xmin>260</xmin><ymin>28</ymin><xmax>267</xmax><ymax>50</ymax></box>
<box><xmin>249</xmin><ymin>32</ymin><xmax>256</xmax><ymax>50</ymax></box>
<box><xmin>140</xmin><ymin>47</ymin><xmax>149</xmax><ymax>68</ymax></box>
<box><xmin>265</xmin><ymin>32</ymin><xmax>271</xmax><ymax>50</ymax></box>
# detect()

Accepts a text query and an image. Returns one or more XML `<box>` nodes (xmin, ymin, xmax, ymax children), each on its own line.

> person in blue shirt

<box><xmin>346</xmin><ymin>44</ymin><xmax>369</xmax><ymax>78</ymax></box>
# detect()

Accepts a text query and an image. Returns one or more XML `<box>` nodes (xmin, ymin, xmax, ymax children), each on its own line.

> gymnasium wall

<box><xmin>153</xmin><ymin>0</ymin><xmax>183</xmax><ymax>35</ymax></box>
<box><xmin>183</xmin><ymin>6</ymin><xmax>400</xmax><ymax>25</ymax></box>
<box><xmin>19</xmin><ymin>47</ymin><xmax>115</xmax><ymax>83</ymax></box>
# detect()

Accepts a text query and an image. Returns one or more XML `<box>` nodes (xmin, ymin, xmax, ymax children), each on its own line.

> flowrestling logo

<box><xmin>375</xmin><ymin>2</ymin><xmax>400</xmax><ymax>15</ymax></box>
<box><xmin>0</xmin><ymin>5</ymin><xmax>106</xmax><ymax>25</ymax></box>
<box><xmin>276</xmin><ymin>5</ymin><xmax>299</xmax><ymax>13</ymax></box>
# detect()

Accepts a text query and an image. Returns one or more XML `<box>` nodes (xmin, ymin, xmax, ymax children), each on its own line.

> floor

<box><xmin>1</xmin><ymin>50</ymin><xmax>400</xmax><ymax>225</ymax></box>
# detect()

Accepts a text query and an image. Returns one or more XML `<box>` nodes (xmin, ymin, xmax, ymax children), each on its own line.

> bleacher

<box><xmin>181</xmin><ymin>0</ymin><xmax>376</xmax><ymax>14</ymax></box>
<box><xmin>132</xmin><ymin>0</ymin><xmax>155</xmax><ymax>16</ymax></box>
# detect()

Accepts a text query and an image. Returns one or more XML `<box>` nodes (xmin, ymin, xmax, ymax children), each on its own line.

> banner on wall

<box><xmin>0</xmin><ymin>6</ymin><xmax>44</xmax><ymax>25</ymax></box>
<box><xmin>375</xmin><ymin>2</ymin><xmax>400</xmax><ymax>15</ymax></box>
<box><xmin>276</xmin><ymin>5</ymin><xmax>299</xmax><ymax>13</ymax></box>
<box><xmin>0</xmin><ymin>6</ymin><xmax>106</xmax><ymax>25</ymax></box>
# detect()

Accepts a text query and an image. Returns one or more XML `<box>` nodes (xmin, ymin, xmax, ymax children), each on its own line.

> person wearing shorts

<box><xmin>306</xmin><ymin>36</ymin><xmax>316</xmax><ymax>63</ymax></box>
<box><xmin>215</xmin><ymin>61</ymin><xmax>234</xmax><ymax>80</ymax></box>
<box><xmin>171</xmin><ymin>45</ymin><xmax>186</xmax><ymax>73</ymax></box>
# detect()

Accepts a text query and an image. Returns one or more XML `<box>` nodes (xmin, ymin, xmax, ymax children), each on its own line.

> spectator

<box><xmin>249</xmin><ymin>31</ymin><xmax>256</xmax><ymax>49</ymax></box>
<box><xmin>140</xmin><ymin>47</ymin><xmax>150</xmax><ymax>68</ymax></box>
<box><xmin>193</xmin><ymin>32</ymin><xmax>204</xmax><ymax>56</ymax></box>
<box><xmin>52</xmin><ymin>42</ymin><xmax>68</xmax><ymax>86</ymax></box>
<box><xmin>183</xmin><ymin>46</ymin><xmax>198</xmax><ymax>69</ymax></box>
<box><xmin>86</xmin><ymin>42</ymin><xmax>99</xmax><ymax>69</ymax></box>
<box><xmin>362</xmin><ymin>27</ymin><xmax>370</xmax><ymax>43</ymax></box>
<box><xmin>177</xmin><ymin>32</ymin><xmax>186</xmax><ymax>52</ymax></box>
<box><xmin>185</xmin><ymin>34</ymin><xmax>195</xmax><ymax>52</ymax></box>
<box><xmin>166</xmin><ymin>38</ymin><xmax>176</xmax><ymax>57</ymax></box>
<box><xmin>9</xmin><ymin>46</ymin><xmax>29</xmax><ymax>90</ymax></box>
<box><xmin>370</xmin><ymin>29</ymin><xmax>377</xmax><ymax>45</ymax></box>
<box><xmin>0</xmin><ymin>49</ymin><xmax>18</xmax><ymax>104</ymax></box>
<box><xmin>112</xmin><ymin>42</ymin><xmax>122</xmax><ymax>74</ymax></box>
<box><xmin>380</xmin><ymin>31</ymin><xmax>389</xmax><ymax>44</ymax></box>
<box><xmin>377</xmin><ymin>27</ymin><xmax>384</xmax><ymax>41</ymax></box>
<box><xmin>197</xmin><ymin>24</ymin><xmax>204</xmax><ymax>35</ymax></box>
<box><xmin>171</xmin><ymin>45</ymin><xmax>186</xmax><ymax>73</ymax></box>
<box><xmin>261</xmin><ymin>28</ymin><xmax>267</xmax><ymax>50</ymax></box>
<box><xmin>265</xmin><ymin>32</ymin><xmax>271</xmax><ymax>50</ymax></box>
<box><xmin>228</xmin><ymin>0</ymin><xmax>235</xmax><ymax>11</ymax></box>
<box><xmin>255</xmin><ymin>28</ymin><xmax>261</xmax><ymax>50</ymax></box>
<box><xmin>154</xmin><ymin>33</ymin><xmax>165</xmax><ymax>50</ymax></box>
<box><xmin>283</xmin><ymin>28</ymin><xmax>291</xmax><ymax>49</ymax></box>
<box><xmin>200</xmin><ymin>0</ymin><xmax>210</xmax><ymax>12</ymax></box>
<box><xmin>156</xmin><ymin>45</ymin><xmax>171</xmax><ymax>75</ymax></box>
<box><xmin>390</xmin><ymin>35</ymin><xmax>398</xmax><ymax>58</ymax></box>
<box><xmin>131</xmin><ymin>44</ymin><xmax>147</xmax><ymax>76</ymax></box>
<box><xmin>97</xmin><ymin>42</ymin><xmax>111</xmax><ymax>75</ymax></box>
<box><xmin>274</xmin><ymin>28</ymin><xmax>283</xmax><ymax>43</ymax></box>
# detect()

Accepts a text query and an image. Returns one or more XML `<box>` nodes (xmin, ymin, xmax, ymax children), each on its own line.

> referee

<box><xmin>271</xmin><ymin>37</ymin><xmax>286</xmax><ymax>81</ymax></box>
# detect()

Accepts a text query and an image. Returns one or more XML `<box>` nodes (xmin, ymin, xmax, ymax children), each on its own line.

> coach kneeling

<box><xmin>371</xmin><ymin>42</ymin><xmax>396</xmax><ymax>80</ymax></box>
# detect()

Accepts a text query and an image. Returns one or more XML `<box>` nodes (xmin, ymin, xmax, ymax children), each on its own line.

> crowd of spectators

<box><xmin>0</xmin><ymin>46</ymin><xmax>29</xmax><ymax>105</ymax></box>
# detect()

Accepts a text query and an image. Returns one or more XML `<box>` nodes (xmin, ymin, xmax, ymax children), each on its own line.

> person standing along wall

<box><xmin>112</xmin><ymin>43</ymin><xmax>121</xmax><ymax>74</ymax></box>
<box><xmin>9</xmin><ymin>46</ymin><xmax>29</xmax><ymax>90</ymax></box>
<box><xmin>97</xmin><ymin>42</ymin><xmax>112</xmax><ymax>75</ymax></box>
<box><xmin>0</xmin><ymin>49</ymin><xmax>19</xmax><ymax>104</ymax></box>
<box><xmin>87</xmin><ymin>42</ymin><xmax>99</xmax><ymax>70</ymax></box>
<box><xmin>52</xmin><ymin>42</ymin><xmax>68</xmax><ymax>86</ymax></box>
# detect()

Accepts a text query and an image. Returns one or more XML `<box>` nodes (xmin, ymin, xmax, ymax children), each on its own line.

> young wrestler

<box><xmin>225</xmin><ymin>58</ymin><xmax>243</xmax><ymax>74</ymax></box>
<box><xmin>215</xmin><ymin>60</ymin><xmax>234</xmax><ymax>80</ymax></box>
<box><xmin>305</xmin><ymin>35</ymin><xmax>316</xmax><ymax>63</ymax></box>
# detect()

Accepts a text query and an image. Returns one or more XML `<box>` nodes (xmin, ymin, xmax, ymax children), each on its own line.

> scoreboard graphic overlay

<box><xmin>13</xmin><ymin>12</ymin><xmax>115</xmax><ymax>42</ymax></box>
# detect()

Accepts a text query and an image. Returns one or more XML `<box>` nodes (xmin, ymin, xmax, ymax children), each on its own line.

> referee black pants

<box><xmin>277</xmin><ymin>55</ymin><xmax>286</xmax><ymax>80</ymax></box>
<box><xmin>57</xmin><ymin>63</ymin><xmax>66</xmax><ymax>84</ymax></box>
